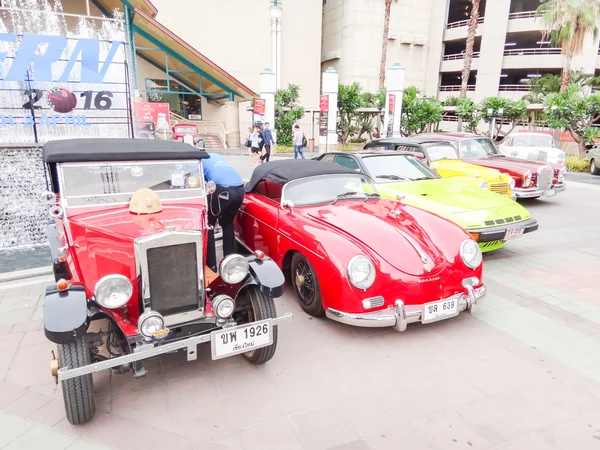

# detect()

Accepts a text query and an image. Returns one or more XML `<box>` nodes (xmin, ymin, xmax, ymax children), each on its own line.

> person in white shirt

<box><xmin>293</xmin><ymin>124</ymin><xmax>305</xmax><ymax>159</ymax></box>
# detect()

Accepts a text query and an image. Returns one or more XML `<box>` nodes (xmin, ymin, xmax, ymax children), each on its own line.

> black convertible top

<box><xmin>245</xmin><ymin>159</ymin><xmax>360</xmax><ymax>193</ymax></box>
<box><xmin>42</xmin><ymin>138</ymin><xmax>209</xmax><ymax>163</ymax></box>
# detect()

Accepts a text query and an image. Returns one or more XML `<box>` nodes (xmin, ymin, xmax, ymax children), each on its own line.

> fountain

<box><xmin>0</xmin><ymin>0</ymin><xmax>132</xmax><ymax>270</ymax></box>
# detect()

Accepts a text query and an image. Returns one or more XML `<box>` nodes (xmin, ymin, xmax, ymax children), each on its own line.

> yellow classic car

<box><xmin>364</xmin><ymin>137</ymin><xmax>516</xmax><ymax>199</ymax></box>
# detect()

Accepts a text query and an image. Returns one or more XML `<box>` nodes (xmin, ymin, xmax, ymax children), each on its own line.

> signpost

<box><xmin>319</xmin><ymin>94</ymin><xmax>329</xmax><ymax>138</ymax></box>
<box><xmin>386</xmin><ymin>94</ymin><xmax>396</xmax><ymax>138</ymax></box>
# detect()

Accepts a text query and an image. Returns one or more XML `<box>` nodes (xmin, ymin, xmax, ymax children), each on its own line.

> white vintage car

<box><xmin>499</xmin><ymin>133</ymin><xmax>566</xmax><ymax>166</ymax></box>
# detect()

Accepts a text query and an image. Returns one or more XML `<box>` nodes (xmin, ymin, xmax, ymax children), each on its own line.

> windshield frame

<box><xmin>280</xmin><ymin>173</ymin><xmax>377</xmax><ymax>207</ymax></box>
<box><xmin>58</xmin><ymin>159</ymin><xmax>206</xmax><ymax>209</ymax></box>
<box><xmin>361</xmin><ymin>154</ymin><xmax>440</xmax><ymax>183</ymax></box>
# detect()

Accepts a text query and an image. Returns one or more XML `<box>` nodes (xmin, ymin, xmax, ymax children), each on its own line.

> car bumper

<box><xmin>55</xmin><ymin>313</ymin><xmax>293</xmax><ymax>381</ymax></box>
<box><xmin>325</xmin><ymin>285</ymin><xmax>486</xmax><ymax>331</ymax></box>
<box><xmin>513</xmin><ymin>184</ymin><xmax>565</xmax><ymax>198</ymax></box>
<box><xmin>468</xmin><ymin>218</ymin><xmax>539</xmax><ymax>243</ymax></box>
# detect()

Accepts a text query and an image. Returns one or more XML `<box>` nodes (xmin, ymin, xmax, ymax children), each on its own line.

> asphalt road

<box><xmin>566</xmin><ymin>171</ymin><xmax>600</xmax><ymax>185</ymax></box>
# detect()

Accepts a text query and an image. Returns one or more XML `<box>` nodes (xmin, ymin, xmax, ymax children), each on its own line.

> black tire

<box><xmin>591</xmin><ymin>159</ymin><xmax>600</xmax><ymax>175</ymax></box>
<box><xmin>236</xmin><ymin>285</ymin><xmax>278</xmax><ymax>365</ymax></box>
<box><xmin>291</xmin><ymin>252</ymin><xmax>324</xmax><ymax>317</ymax></box>
<box><xmin>57</xmin><ymin>336</ymin><xmax>96</xmax><ymax>425</ymax></box>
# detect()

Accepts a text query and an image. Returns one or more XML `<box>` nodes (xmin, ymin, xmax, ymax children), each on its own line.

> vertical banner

<box><xmin>253</xmin><ymin>97</ymin><xmax>266</xmax><ymax>126</ymax></box>
<box><xmin>319</xmin><ymin>94</ymin><xmax>329</xmax><ymax>137</ymax></box>
<box><xmin>386</xmin><ymin>93</ymin><xmax>396</xmax><ymax>138</ymax></box>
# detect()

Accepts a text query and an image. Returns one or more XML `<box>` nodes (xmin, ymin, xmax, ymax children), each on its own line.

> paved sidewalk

<box><xmin>1</xmin><ymin>181</ymin><xmax>600</xmax><ymax>449</ymax></box>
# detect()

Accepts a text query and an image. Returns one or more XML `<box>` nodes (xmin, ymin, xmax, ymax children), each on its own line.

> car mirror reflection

<box><xmin>282</xmin><ymin>200</ymin><xmax>294</xmax><ymax>211</ymax></box>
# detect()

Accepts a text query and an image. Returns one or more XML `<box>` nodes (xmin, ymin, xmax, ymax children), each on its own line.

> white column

<box><xmin>260</xmin><ymin>68</ymin><xmax>277</xmax><ymax>152</ymax></box>
<box><xmin>319</xmin><ymin>67</ymin><xmax>339</xmax><ymax>154</ymax></box>
<box><xmin>384</xmin><ymin>63</ymin><xmax>405</xmax><ymax>137</ymax></box>
<box><xmin>270</xmin><ymin>5</ymin><xmax>282</xmax><ymax>90</ymax></box>
<box><xmin>224</xmin><ymin>101</ymin><xmax>240</xmax><ymax>148</ymax></box>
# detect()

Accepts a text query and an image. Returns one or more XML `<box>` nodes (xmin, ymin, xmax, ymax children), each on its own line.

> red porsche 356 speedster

<box><xmin>235</xmin><ymin>160</ymin><xmax>487</xmax><ymax>331</ymax></box>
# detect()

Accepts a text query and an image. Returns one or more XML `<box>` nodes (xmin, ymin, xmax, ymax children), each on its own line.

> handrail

<box><xmin>169</xmin><ymin>112</ymin><xmax>228</xmax><ymax>148</ymax></box>
<box><xmin>446</xmin><ymin>17</ymin><xmax>484</xmax><ymax>29</ymax></box>
<box><xmin>442</xmin><ymin>52</ymin><xmax>480</xmax><ymax>61</ymax></box>
<box><xmin>504</xmin><ymin>48</ymin><xmax>561</xmax><ymax>56</ymax></box>
<box><xmin>508</xmin><ymin>11</ymin><xmax>537</xmax><ymax>19</ymax></box>
<box><xmin>498</xmin><ymin>85</ymin><xmax>531</xmax><ymax>92</ymax></box>
<box><xmin>439</xmin><ymin>85</ymin><xmax>476</xmax><ymax>92</ymax></box>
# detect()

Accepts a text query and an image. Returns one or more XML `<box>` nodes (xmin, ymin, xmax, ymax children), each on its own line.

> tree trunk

<box><xmin>560</xmin><ymin>52</ymin><xmax>573</xmax><ymax>92</ymax></box>
<box><xmin>379</xmin><ymin>0</ymin><xmax>392</xmax><ymax>90</ymax></box>
<box><xmin>460</xmin><ymin>0</ymin><xmax>480</xmax><ymax>99</ymax></box>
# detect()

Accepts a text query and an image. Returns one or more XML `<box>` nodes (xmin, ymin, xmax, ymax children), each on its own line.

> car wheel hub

<box><xmin>295</xmin><ymin>271</ymin><xmax>305</xmax><ymax>289</ymax></box>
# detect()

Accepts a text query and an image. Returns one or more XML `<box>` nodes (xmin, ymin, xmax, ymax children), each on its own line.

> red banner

<box><xmin>386</xmin><ymin>94</ymin><xmax>396</xmax><ymax>137</ymax></box>
<box><xmin>319</xmin><ymin>94</ymin><xmax>329</xmax><ymax>137</ymax></box>
<box><xmin>254</xmin><ymin>98</ymin><xmax>266</xmax><ymax>115</ymax></box>
<box><xmin>388</xmin><ymin>94</ymin><xmax>396</xmax><ymax>115</ymax></box>
<box><xmin>134</xmin><ymin>101</ymin><xmax>170</xmax><ymax>129</ymax></box>
<box><xmin>320</xmin><ymin>94</ymin><xmax>329</xmax><ymax>113</ymax></box>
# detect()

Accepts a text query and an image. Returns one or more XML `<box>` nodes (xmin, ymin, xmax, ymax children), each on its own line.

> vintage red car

<box><xmin>417</xmin><ymin>132</ymin><xmax>567</xmax><ymax>199</ymax></box>
<box><xmin>172</xmin><ymin>123</ymin><xmax>199</xmax><ymax>142</ymax></box>
<box><xmin>41</xmin><ymin>139</ymin><xmax>290</xmax><ymax>425</ymax></box>
<box><xmin>235</xmin><ymin>160</ymin><xmax>486</xmax><ymax>331</ymax></box>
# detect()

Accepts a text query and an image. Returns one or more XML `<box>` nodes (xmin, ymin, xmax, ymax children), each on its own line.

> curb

<box><xmin>565</xmin><ymin>180</ymin><xmax>600</xmax><ymax>190</ymax></box>
<box><xmin>0</xmin><ymin>265</ymin><xmax>53</xmax><ymax>283</ymax></box>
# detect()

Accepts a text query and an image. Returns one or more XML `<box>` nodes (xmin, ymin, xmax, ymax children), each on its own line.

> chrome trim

<box><xmin>56</xmin><ymin>313</ymin><xmax>293</xmax><ymax>380</ymax></box>
<box><xmin>325</xmin><ymin>285</ymin><xmax>487</xmax><ymax>331</ymax></box>
<box><xmin>362</xmin><ymin>296</ymin><xmax>385</xmax><ymax>309</ymax></box>
<box><xmin>94</xmin><ymin>274</ymin><xmax>133</xmax><ymax>309</ymax></box>
<box><xmin>134</xmin><ymin>229</ymin><xmax>205</xmax><ymax>327</ymax></box>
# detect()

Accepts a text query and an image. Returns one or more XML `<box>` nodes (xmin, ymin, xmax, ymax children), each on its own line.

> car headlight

<box><xmin>478</xmin><ymin>180</ymin><xmax>488</xmax><ymax>189</ymax></box>
<box><xmin>219</xmin><ymin>254</ymin><xmax>249</xmax><ymax>284</ymax></box>
<box><xmin>460</xmin><ymin>239</ymin><xmax>482</xmax><ymax>269</ymax></box>
<box><xmin>212</xmin><ymin>295</ymin><xmax>235</xmax><ymax>319</ymax></box>
<box><xmin>522</xmin><ymin>170</ymin><xmax>533</xmax><ymax>188</ymax></box>
<box><xmin>138</xmin><ymin>310</ymin><xmax>165</xmax><ymax>338</ymax></box>
<box><xmin>347</xmin><ymin>255</ymin><xmax>376</xmax><ymax>289</ymax></box>
<box><xmin>558</xmin><ymin>166</ymin><xmax>567</xmax><ymax>181</ymax></box>
<box><xmin>508</xmin><ymin>177</ymin><xmax>516</xmax><ymax>188</ymax></box>
<box><xmin>94</xmin><ymin>274</ymin><xmax>132</xmax><ymax>309</ymax></box>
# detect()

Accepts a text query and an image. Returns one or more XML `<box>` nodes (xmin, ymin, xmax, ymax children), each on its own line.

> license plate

<box><xmin>505</xmin><ymin>227</ymin><xmax>525</xmax><ymax>240</ymax></box>
<box><xmin>210</xmin><ymin>319</ymin><xmax>273</xmax><ymax>360</ymax></box>
<box><xmin>422</xmin><ymin>298</ymin><xmax>459</xmax><ymax>324</ymax></box>
<box><xmin>543</xmin><ymin>189</ymin><xmax>556</xmax><ymax>197</ymax></box>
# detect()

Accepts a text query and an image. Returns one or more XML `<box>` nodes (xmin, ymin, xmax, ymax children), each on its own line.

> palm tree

<box><xmin>460</xmin><ymin>0</ymin><xmax>481</xmax><ymax>98</ymax></box>
<box><xmin>379</xmin><ymin>0</ymin><xmax>393</xmax><ymax>90</ymax></box>
<box><xmin>536</xmin><ymin>0</ymin><xmax>600</xmax><ymax>92</ymax></box>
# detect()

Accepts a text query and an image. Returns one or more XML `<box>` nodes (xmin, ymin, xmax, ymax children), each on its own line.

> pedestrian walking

<box><xmin>202</xmin><ymin>153</ymin><xmax>245</xmax><ymax>272</ymax></box>
<box><xmin>244</xmin><ymin>126</ymin><xmax>253</xmax><ymax>157</ymax></box>
<box><xmin>250</xmin><ymin>126</ymin><xmax>261</xmax><ymax>166</ymax></box>
<box><xmin>293</xmin><ymin>124</ymin><xmax>306</xmax><ymax>159</ymax></box>
<box><xmin>260</xmin><ymin>122</ymin><xmax>275</xmax><ymax>163</ymax></box>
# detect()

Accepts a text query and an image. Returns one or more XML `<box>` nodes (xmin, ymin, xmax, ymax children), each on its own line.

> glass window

<box><xmin>334</xmin><ymin>155</ymin><xmax>361</xmax><ymax>171</ymax></box>
<box><xmin>60</xmin><ymin>160</ymin><xmax>203</xmax><ymax>207</ymax></box>
<box><xmin>283</xmin><ymin>174</ymin><xmax>376</xmax><ymax>206</ymax></box>
<box><xmin>362</xmin><ymin>154</ymin><xmax>438</xmax><ymax>182</ymax></box>
<box><xmin>511</xmin><ymin>134</ymin><xmax>554</xmax><ymax>148</ymax></box>
<box><xmin>425</xmin><ymin>144</ymin><xmax>460</xmax><ymax>161</ymax></box>
<box><xmin>320</xmin><ymin>154</ymin><xmax>335</xmax><ymax>163</ymax></box>
<box><xmin>458</xmin><ymin>138</ymin><xmax>500</xmax><ymax>158</ymax></box>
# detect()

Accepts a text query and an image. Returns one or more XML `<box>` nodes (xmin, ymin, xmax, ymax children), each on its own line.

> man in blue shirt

<box><xmin>260</xmin><ymin>122</ymin><xmax>275</xmax><ymax>163</ymax></box>
<box><xmin>202</xmin><ymin>153</ymin><xmax>244</xmax><ymax>272</ymax></box>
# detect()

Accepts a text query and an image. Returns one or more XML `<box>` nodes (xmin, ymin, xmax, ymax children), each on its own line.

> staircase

<box><xmin>169</xmin><ymin>112</ymin><xmax>227</xmax><ymax>149</ymax></box>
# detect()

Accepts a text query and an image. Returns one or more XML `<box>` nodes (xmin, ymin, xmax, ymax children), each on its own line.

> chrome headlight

<box><xmin>212</xmin><ymin>295</ymin><xmax>235</xmax><ymax>319</ymax></box>
<box><xmin>94</xmin><ymin>274</ymin><xmax>132</xmax><ymax>309</ymax></box>
<box><xmin>478</xmin><ymin>180</ymin><xmax>488</xmax><ymax>189</ymax></box>
<box><xmin>138</xmin><ymin>311</ymin><xmax>165</xmax><ymax>338</ymax></box>
<box><xmin>558</xmin><ymin>166</ymin><xmax>567</xmax><ymax>181</ymax></box>
<box><xmin>460</xmin><ymin>239</ymin><xmax>482</xmax><ymax>269</ymax></box>
<box><xmin>219</xmin><ymin>254</ymin><xmax>249</xmax><ymax>284</ymax></box>
<box><xmin>508</xmin><ymin>177</ymin><xmax>516</xmax><ymax>188</ymax></box>
<box><xmin>521</xmin><ymin>170</ymin><xmax>533</xmax><ymax>188</ymax></box>
<box><xmin>347</xmin><ymin>255</ymin><xmax>376</xmax><ymax>289</ymax></box>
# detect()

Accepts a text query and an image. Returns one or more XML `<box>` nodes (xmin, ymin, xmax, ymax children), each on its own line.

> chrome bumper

<box><xmin>325</xmin><ymin>285</ymin><xmax>486</xmax><ymax>331</ymax></box>
<box><xmin>56</xmin><ymin>313</ymin><xmax>293</xmax><ymax>381</ymax></box>
<box><xmin>513</xmin><ymin>184</ymin><xmax>564</xmax><ymax>198</ymax></box>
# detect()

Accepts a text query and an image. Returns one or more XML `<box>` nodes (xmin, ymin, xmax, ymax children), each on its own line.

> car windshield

<box><xmin>362</xmin><ymin>154</ymin><xmax>437</xmax><ymax>182</ymax></box>
<box><xmin>174</xmin><ymin>126</ymin><xmax>197</xmax><ymax>135</ymax></box>
<box><xmin>283</xmin><ymin>174</ymin><xmax>376</xmax><ymax>206</ymax></box>
<box><xmin>60</xmin><ymin>160</ymin><xmax>204</xmax><ymax>207</ymax></box>
<box><xmin>458</xmin><ymin>138</ymin><xmax>501</xmax><ymax>158</ymax></box>
<box><xmin>424</xmin><ymin>144</ymin><xmax>459</xmax><ymax>161</ymax></box>
<box><xmin>511</xmin><ymin>134</ymin><xmax>554</xmax><ymax>148</ymax></box>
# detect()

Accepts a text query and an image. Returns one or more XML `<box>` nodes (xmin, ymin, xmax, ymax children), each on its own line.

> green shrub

<box><xmin>565</xmin><ymin>155</ymin><xmax>590</xmax><ymax>172</ymax></box>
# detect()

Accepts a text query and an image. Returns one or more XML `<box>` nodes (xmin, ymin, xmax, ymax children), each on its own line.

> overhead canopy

<box><xmin>92</xmin><ymin>0</ymin><xmax>157</xmax><ymax>18</ymax></box>
<box><xmin>131</xmin><ymin>8</ymin><xmax>255</xmax><ymax>104</ymax></box>
<box><xmin>245</xmin><ymin>160</ymin><xmax>360</xmax><ymax>193</ymax></box>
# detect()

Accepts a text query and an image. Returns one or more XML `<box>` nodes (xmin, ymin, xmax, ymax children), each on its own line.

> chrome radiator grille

<box><xmin>489</xmin><ymin>182</ymin><xmax>509</xmax><ymax>196</ymax></box>
<box><xmin>537</xmin><ymin>168</ymin><xmax>553</xmax><ymax>190</ymax></box>
<box><xmin>146</xmin><ymin>243</ymin><xmax>199</xmax><ymax>316</ymax></box>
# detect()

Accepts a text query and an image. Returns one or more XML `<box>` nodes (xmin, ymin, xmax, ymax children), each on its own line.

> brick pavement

<box><xmin>0</xmin><ymin>182</ymin><xmax>600</xmax><ymax>449</ymax></box>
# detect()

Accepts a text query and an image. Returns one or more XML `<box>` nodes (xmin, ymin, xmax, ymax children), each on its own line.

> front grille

<box><xmin>489</xmin><ymin>182</ymin><xmax>509</xmax><ymax>196</ymax></box>
<box><xmin>147</xmin><ymin>243</ymin><xmax>199</xmax><ymax>316</ymax></box>
<box><xmin>537</xmin><ymin>168</ymin><xmax>553</xmax><ymax>190</ymax></box>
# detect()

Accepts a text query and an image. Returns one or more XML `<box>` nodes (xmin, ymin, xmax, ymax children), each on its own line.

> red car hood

<box><xmin>68</xmin><ymin>204</ymin><xmax>204</xmax><ymax>240</ymax></box>
<box><xmin>465</xmin><ymin>156</ymin><xmax>550</xmax><ymax>175</ymax></box>
<box><xmin>304</xmin><ymin>201</ymin><xmax>448</xmax><ymax>277</ymax></box>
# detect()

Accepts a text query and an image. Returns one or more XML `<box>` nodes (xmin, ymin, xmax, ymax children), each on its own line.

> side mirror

<box><xmin>282</xmin><ymin>199</ymin><xmax>294</xmax><ymax>212</ymax></box>
<box><xmin>206</xmin><ymin>180</ymin><xmax>216</xmax><ymax>195</ymax></box>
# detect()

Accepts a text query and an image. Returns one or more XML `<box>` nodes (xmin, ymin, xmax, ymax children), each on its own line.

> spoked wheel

<box><xmin>591</xmin><ymin>159</ymin><xmax>600</xmax><ymax>175</ymax></box>
<box><xmin>291</xmin><ymin>252</ymin><xmax>324</xmax><ymax>317</ymax></box>
<box><xmin>57</xmin><ymin>336</ymin><xmax>96</xmax><ymax>425</ymax></box>
<box><xmin>234</xmin><ymin>285</ymin><xmax>278</xmax><ymax>365</ymax></box>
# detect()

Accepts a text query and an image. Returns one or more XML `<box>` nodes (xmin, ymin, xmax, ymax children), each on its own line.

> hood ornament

<box><xmin>396</xmin><ymin>228</ymin><xmax>434</xmax><ymax>273</ymax></box>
